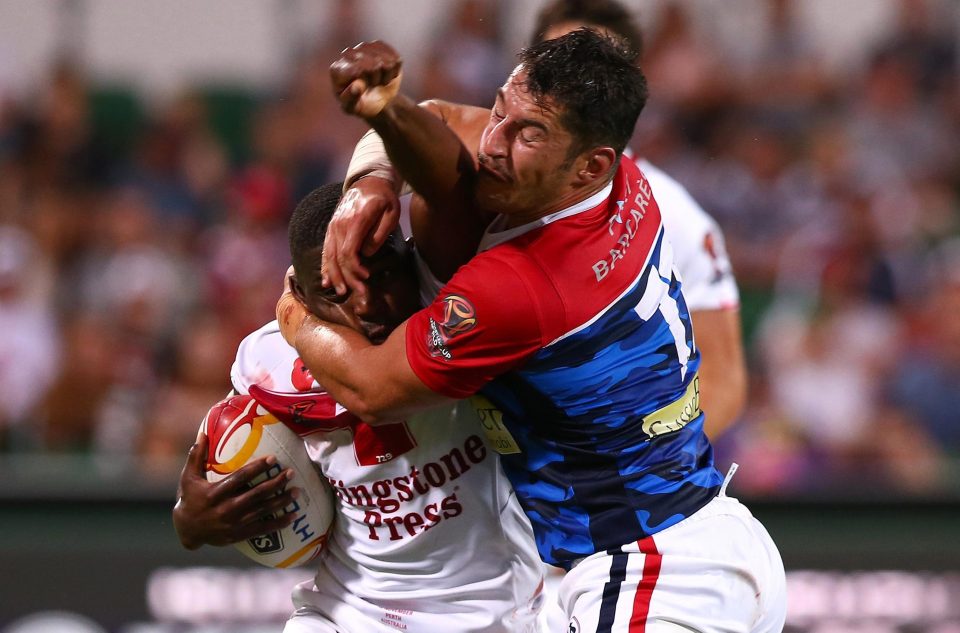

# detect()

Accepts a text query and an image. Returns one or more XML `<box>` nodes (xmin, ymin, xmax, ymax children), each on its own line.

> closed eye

<box><xmin>319</xmin><ymin>287</ymin><xmax>350</xmax><ymax>304</ymax></box>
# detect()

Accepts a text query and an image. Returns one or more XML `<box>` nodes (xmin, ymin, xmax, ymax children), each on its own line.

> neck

<box><xmin>503</xmin><ymin>177</ymin><xmax>613</xmax><ymax>229</ymax></box>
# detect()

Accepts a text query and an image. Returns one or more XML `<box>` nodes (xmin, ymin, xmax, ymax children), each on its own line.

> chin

<box><xmin>474</xmin><ymin>188</ymin><xmax>511</xmax><ymax>216</ymax></box>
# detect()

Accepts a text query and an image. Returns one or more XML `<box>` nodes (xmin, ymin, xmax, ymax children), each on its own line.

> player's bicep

<box><xmin>405</xmin><ymin>262</ymin><xmax>544</xmax><ymax>399</ymax></box>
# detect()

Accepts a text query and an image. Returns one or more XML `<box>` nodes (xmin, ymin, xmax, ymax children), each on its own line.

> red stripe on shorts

<box><xmin>629</xmin><ymin>536</ymin><xmax>662</xmax><ymax>632</ymax></box>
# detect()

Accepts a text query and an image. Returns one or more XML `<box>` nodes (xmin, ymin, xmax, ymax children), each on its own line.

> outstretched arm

<box><xmin>323</xmin><ymin>99</ymin><xmax>492</xmax><ymax>294</ymax></box>
<box><xmin>331</xmin><ymin>41</ymin><xmax>478</xmax><ymax>224</ymax></box>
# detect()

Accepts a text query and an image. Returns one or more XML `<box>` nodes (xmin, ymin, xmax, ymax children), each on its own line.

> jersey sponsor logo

<box><xmin>594</xmin><ymin>176</ymin><xmax>655</xmax><ymax>282</ymax></box>
<box><xmin>327</xmin><ymin>434</ymin><xmax>488</xmax><ymax>541</ymax></box>
<box><xmin>640</xmin><ymin>373</ymin><xmax>701</xmax><ymax>438</ymax></box>
<box><xmin>426</xmin><ymin>295</ymin><xmax>478</xmax><ymax>361</ymax></box>
<box><xmin>470</xmin><ymin>395</ymin><xmax>521</xmax><ymax>454</ymax></box>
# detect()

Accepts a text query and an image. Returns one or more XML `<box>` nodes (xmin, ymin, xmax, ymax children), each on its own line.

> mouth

<box><xmin>477</xmin><ymin>159</ymin><xmax>510</xmax><ymax>183</ymax></box>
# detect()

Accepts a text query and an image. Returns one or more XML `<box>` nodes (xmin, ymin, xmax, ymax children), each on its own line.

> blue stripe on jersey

<box><xmin>480</xmin><ymin>231</ymin><xmax>722</xmax><ymax>567</ymax></box>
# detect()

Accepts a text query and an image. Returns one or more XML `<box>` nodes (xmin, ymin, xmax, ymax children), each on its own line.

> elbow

<box><xmin>418</xmin><ymin>99</ymin><xmax>447</xmax><ymax>120</ymax></box>
<box><xmin>334</xmin><ymin>388</ymin><xmax>401</xmax><ymax>426</ymax></box>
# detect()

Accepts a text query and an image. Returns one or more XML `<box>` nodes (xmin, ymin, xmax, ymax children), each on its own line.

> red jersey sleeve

<box><xmin>405</xmin><ymin>250</ymin><xmax>554</xmax><ymax>399</ymax></box>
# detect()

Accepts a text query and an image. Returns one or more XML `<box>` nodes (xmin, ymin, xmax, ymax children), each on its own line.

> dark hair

<box><xmin>531</xmin><ymin>0</ymin><xmax>643</xmax><ymax>64</ymax></box>
<box><xmin>288</xmin><ymin>181</ymin><xmax>343</xmax><ymax>269</ymax></box>
<box><xmin>518</xmin><ymin>28</ymin><xmax>647</xmax><ymax>157</ymax></box>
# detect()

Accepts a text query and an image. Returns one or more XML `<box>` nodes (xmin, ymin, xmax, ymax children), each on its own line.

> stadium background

<box><xmin>0</xmin><ymin>0</ymin><xmax>958</xmax><ymax>631</ymax></box>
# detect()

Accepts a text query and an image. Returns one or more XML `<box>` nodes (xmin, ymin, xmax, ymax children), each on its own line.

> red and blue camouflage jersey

<box><xmin>406</xmin><ymin>156</ymin><xmax>723</xmax><ymax>567</ymax></box>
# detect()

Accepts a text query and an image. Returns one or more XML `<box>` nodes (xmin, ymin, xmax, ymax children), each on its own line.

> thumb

<box><xmin>188</xmin><ymin>433</ymin><xmax>209</xmax><ymax>475</ymax></box>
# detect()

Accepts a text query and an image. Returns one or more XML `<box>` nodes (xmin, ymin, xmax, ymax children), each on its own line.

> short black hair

<box><xmin>518</xmin><ymin>28</ymin><xmax>647</xmax><ymax>158</ymax></box>
<box><xmin>288</xmin><ymin>181</ymin><xmax>343</xmax><ymax>271</ymax></box>
<box><xmin>531</xmin><ymin>0</ymin><xmax>643</xmax><ymax>64</ymax></box>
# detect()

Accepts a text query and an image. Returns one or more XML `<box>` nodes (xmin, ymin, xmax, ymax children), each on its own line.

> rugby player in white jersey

<box><xmin>323</xmin><ymin>0</ymin><xmax>746</xmax><ymax>441</ymax></box>
<box><xmin>173</xmin><ymin>183</ymin><xmax>544</xmax><ymax>633</ymax></box>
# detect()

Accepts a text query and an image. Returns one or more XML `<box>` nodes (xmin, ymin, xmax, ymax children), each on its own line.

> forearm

<box><xmin>698</xmin><ymin>359</ymin><xmax>747</xmax><ymax>439</ymax></box>
<box><xmin>368</xmin><ymin>94</ymin><xmax>476</xmax><ymax>214</ymax></box>
<box><xmin>692</xmin><ymin>308</ymin><xmax>748</xmax><ymax>439</ymax></box>
<box><xmin>292</xmin><ymin>316</ymin><xmax>446</xmax><ymax>423</ymax></box>
<box><xmin>344</xmin><ymin>129</ymin><xmax>403</xmax><ymax>191</ymax></box>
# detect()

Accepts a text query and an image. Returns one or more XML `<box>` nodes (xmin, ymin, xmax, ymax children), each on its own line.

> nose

<box><xmin>353</xmin><ymin>289</ymin><xmax>387</xmax><ymax>320</ymax></box>
<box><xmin>479</xmin><ymin>119</ymin><xmax>508</xmax><ymax>160</ymax></box>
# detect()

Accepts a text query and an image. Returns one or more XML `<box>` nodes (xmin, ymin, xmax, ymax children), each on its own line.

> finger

<box><xmin>236</xmin><ymin>488</ymin><xmax>299</xmax><ymax>526</ymax></box>
<box><xmin>188</xmin><ymin>433</ymin><xmax>208</xmax><ymax>472</ymax></box>
<box><xmin>323</xmin><ymin>219</ymin><xmax>350</xmax><ymax>294</ymax></box>
<box><xmin>335</xmin><ymin>211</ymin><xmax>373</xmax><ymax>295</ymax></box>
<box><xmin>382</xmin><ymin>59</ymin><xmax>402</xmax><ymax>85</ymax></box>
<box><xmin>321</xmin><ymin>220</ymin><xmax>340</xmax><ymax>289</ymax></box>
<box><xmin>239</xmin><ymin>469</ymin><xmax>295</xmax><ymax>510</ymax></box>
<box><xmin>210</xmin><ymin>456</ymin><xmax>280</xmax><ymax>501</ymax></box>
<box><xmin>361</xmin><ymin>205</ymin><xmax>401</xmax><ymax>257</ymax></box>
<box><xmin>337</xmin><ymin>88</ymin><xmax>361</xmax><ymax>114</ymax></box>
<box><xmin>234</xmin><ymin>511</ymin><xmax>297</xmax><ymax>543</ymax></box>
<box><xmin>178</xmin><ymin>435</ymin><xmax>209</xmax><ymax>493</ymax></box>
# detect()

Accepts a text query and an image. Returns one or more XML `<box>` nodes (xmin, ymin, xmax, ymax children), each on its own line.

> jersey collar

<box><xmin>478</xmin><ymin>181</ymin><xmax>614</xmax><ymax>253</ymax></box>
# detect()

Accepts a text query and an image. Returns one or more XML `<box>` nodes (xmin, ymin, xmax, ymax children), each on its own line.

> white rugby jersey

<box><xmin>231</xmin><ymin>320</ymin><xmax>543</xmax><ymax>632</ymax></box>
<box><xmin>637</xmin><ymin>159</ymin><xmax>740</xmax><ymax>312</ymax></box>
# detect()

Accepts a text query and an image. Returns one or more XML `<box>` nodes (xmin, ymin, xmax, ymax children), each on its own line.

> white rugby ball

<box><xmin>201</xmin><ymin>393</ymin><xmax>335</xmax><ymax>568</ymax></box>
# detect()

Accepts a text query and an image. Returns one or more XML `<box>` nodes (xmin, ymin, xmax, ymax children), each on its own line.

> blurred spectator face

<box><xmin>865</xmin><ymin>56</ymin><xmax>919</xmax><ymax>114</ymax></box>
<box><xmin>0</xmin><ymin>226</ymin><xmax>31</xmax><ymax>301</ymax></box>
<box><xmin>175</xmin><ymin>314</ymin><xmax>236</xmax><ymax>390</ymax></box>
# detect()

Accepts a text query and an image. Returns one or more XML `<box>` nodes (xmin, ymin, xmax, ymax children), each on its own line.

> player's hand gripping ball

<box><xmin>202</xmin><ymin>394</ymin><xmax>335</xmax><ymax>568</ymax></box>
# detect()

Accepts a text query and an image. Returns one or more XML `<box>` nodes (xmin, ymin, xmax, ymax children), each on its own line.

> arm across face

<box><xmin>324</xmin><ymin>42</ymin><xmax>491</xmax><ymax>295</ymax></box>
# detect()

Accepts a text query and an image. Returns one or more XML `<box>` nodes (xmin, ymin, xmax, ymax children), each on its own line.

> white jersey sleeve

<box><xmin>231</xmin><ymin>320</ymin><xmax>311</xmax><ymax>395</ymax></box>
<box><xmin>639</xmin><ymin>159</ymin><xmax>740</xmax><ymax>312</ymax></box>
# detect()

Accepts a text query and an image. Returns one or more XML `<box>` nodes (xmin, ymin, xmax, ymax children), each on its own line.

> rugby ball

<box><xmin>201</xmin><ymin>394</ymin><xmax>335</xmax><ymax>568</ymax></box>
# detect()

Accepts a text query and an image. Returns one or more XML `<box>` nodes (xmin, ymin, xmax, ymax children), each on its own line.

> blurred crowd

<box><xmin>0</xmin><ymin>0</ymin><xmax>958</xmax><ymax>495</ymax></box>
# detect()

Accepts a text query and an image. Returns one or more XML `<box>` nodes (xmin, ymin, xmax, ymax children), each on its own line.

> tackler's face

<box><xmin>293</xmin><ymin>232</ymin><xmax>420</xmax><ymax>345</ymax></box>
<box><xmin>474</xmin><ymin>67</ymin><xmax>585</xmax><ymax>219</ymax></box>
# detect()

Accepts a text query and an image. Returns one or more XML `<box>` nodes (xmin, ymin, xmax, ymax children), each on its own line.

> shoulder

<box><xmin>450</xmin><ymin>244</ymin><xmax>563</xmax><ymax>327</ymax></box>
<box><xmin>637</xmin><ymin>161</ymin><xmax>740</xmax><ymax>309</ymax></box>
<box><xmin>231</xmin><ymin>320</ymin><xmax>304</xmax><ymax>395</ymax></box>
<box><xmin>639</xmin><ymin>160</ymin><xmax>718</xmax><ymax>239</ymax></box>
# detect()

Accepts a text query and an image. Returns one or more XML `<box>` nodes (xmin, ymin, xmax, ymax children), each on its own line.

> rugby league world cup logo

<box><xmin>427</xmin><ymin>294</ymin><xmax>477</xmax><ymax>360</ymax></box>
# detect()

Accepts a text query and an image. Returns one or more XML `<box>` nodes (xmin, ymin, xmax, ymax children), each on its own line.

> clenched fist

<box><xmin>330</xmin><ymin>41</ymin><xmax>403</xmax><ymax>119</ymax></box>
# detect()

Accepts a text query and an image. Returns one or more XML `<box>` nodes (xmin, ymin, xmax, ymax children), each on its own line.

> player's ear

<box><xmin>576</xmin><ymin>146</ymin><xmax>616</xmax><ymax>185</ymax></box>
<box><xmin>289</xmin><ymin>271</ymin><xmax>307</xmax><ymax>304</ymax></box>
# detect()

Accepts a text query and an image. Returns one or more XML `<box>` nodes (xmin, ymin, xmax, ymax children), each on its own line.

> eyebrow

<box><xmin>495</xmin><ymin>88</ymin><xmax>548</xmax><ymax>132</ymax></box>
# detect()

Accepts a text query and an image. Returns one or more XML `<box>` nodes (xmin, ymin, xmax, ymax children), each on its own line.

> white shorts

<box><xmin>546</xmin><ymin>494</ymin><xmax>786</xmax><ymax>633</ymax></box>
<box><xmin>282</xmin><ymin>569</ymin><xmax>544</xmax><ymax>633</ymax></box>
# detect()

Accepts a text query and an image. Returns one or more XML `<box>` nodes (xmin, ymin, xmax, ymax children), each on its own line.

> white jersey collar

<box><xmin>478</xmin><ymin>181</ymin><xmax>614</xmax><ymax>252</ymax></box>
